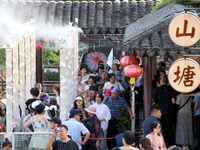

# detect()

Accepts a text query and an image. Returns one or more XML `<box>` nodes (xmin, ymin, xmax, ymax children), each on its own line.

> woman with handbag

<box><xmin>175</xmin><ymin>93</ymin><xmax>194</xmax><ymax>150</ymax></box>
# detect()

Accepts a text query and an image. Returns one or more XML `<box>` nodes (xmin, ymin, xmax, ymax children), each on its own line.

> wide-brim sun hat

<box><xmin>84</xmin><ymin>105</ymin><xmax>98</xmax><ymax>115</ymax></box>
<box><xmin>35</xmin><ymin>103</ymin><xmax>49</xmax><ymax>112</ymax></box>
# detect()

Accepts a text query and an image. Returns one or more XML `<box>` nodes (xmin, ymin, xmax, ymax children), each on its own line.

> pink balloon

<box><xmin>122</xmin><ymin>51</ymin><xmax>126</xmax><ymax>57</ymax></box>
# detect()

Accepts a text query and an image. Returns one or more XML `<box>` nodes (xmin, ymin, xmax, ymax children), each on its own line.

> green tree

<box><xmin>117</xmin><ymin>108</ymin><xmax>131</xmax><ymax>133</ymax></box>
<box><xmin>152</xmin><ymin>0</ymin><xmax>200</xmax><ymax>12</ymax></box>
<box><xmin>42</xmin><ymin>42</ymin><xmax>60</xmax><ymax>67</ymax></box>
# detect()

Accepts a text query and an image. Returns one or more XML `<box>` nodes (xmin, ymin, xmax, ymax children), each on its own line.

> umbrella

<box><xmin>82</xmin><ymin>51</ymin><xmax>108</xmax><ymax>72</ymax></box>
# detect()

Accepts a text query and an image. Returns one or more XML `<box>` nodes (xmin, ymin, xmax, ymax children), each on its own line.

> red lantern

<box><xmin>133</xmin><ymin>57</ymin><xmax>138</xmax><ymax>65</ymax></box>
<box><xmin>120</xmin><ymin>56</ymin><xmax>134</xmax><ymax>67</ymax></box>
<box><xmin>36</xmin><ymin>42</ymin><xmax>42</xmax><ymax>51</ymax></box>
<box><xmin>123</xmin><ymin>65</ymin><xmax>143</xmax><ymax>84</ymax></box>
<box><xmin>122</xmin><ymin>51</ymin><xmax>126</xmax><ymax>57</ymax></box>
<box><xmin>131</xmin><ymin>53</ymin><xmax>137</xmax><ymax>58</ymax></box>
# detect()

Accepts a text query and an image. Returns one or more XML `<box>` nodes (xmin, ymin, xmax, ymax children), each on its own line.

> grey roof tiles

<box><xmin>121</xmin><ymin>4</ymin><xmax>200</xmax><ymax>57</ymax></box>
<box><xmin>0</xmin><ymin>0</ymin><xmax>156</xmax><ymax>34</ymax></box>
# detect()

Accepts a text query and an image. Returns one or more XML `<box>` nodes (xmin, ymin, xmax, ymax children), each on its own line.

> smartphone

<box><xmin>55</xmin><ymin>127</ymin><xmax>59</xmax><ymax>133</ymax></box>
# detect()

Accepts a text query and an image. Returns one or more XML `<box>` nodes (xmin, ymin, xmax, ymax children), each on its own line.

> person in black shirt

<box><xmin>152</xmin><ymin>76</ymin><xmax>175</xmax><ymax>147</ymax></box>
<box><xmin>46</xmin><ymin>124</ymin><xmax>79</xmax><ymax>150</ymax></box>
<box><xmin>25</xmin><ymin>87</ymin><xmax>40</xmax><ymax>109</ymax></box>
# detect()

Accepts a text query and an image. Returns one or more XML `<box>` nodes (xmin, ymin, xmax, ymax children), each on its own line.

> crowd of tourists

<box><xmin>1</xmin><ymin>56</ymin><xmax>200</xmax><ymax>150</ymax></box>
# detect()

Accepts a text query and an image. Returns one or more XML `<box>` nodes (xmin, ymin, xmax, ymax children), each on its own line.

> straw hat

<box><xmin>84</xmin><ymin>105</ymin><xmax>98</xmax><ymax>115</ymax></box>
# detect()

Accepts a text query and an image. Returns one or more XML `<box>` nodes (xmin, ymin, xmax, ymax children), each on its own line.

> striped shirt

<box><xmin>104</xmin><ymin>96</ymin><xmax>129</xmax><ymax>118</ymax></box>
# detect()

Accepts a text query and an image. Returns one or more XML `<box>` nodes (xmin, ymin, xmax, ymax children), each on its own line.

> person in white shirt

<box><xmin>62</xmin><ymin>109</ymin><xmax>90</xmax><ymax>150</ymax></box>
<box><xmin>103</xmin><ymin>73</ymin><xmax>124</xmax><ymax>93</ymax></box>
<box><xmin>80</xmin><ymin>66</ymin><xmax>90</xmax><ymax>84</ymax></box>
<box><xmin>93</xmin><ymin>93</ymin><xmax>111</xmax><ymax>150</ymax></box>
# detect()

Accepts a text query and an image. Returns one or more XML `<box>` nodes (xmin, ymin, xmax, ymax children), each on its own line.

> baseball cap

<box><xmin>111</xmin><ymin>88</ymin><xmax>120</xmax><ymax>94</ymax></box>
<box><xmin>48</xmin><ymin>117</ymin><xmax>62</xmax><ymax>126</ymax></box>
<box><xmin>69</xmin><ymin>109</ymin><xmax>82</xmax><ymax>118</ymax></box>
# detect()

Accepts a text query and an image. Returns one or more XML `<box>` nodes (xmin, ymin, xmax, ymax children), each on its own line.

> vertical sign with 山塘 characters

<box><xmin>168</xmin><ymin>58</ymin><xmax>200</xmax><ymax>93</ymax></box>
<box><xmin>169</xmin><ymin>12</ymin><xmax>200</xmax><ymax>47</ymax></box>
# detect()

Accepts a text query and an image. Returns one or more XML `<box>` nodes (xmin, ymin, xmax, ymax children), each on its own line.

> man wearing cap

<box><xmin>48</xmin><ymin>117</ymin><xmax>61</xmax><ymax>130</ymax></box>
<box><xmin>104</xmin><ymin>87</ymin><xmax>135</xmax><ymax>150</ymax></box>
<box><xmin>48</xmin><ymin>117</ymin><xmax>62</xmax><ymax>140</ymax></box>
<box><xmin>46</xmin><ymin>124</ymin><xmax>79</xmax><ymax>150</ymax></box>
<box><xmin>62</xmin><ymin>109</ymin><xmax>90</xmax><ymax>150</ymax></box>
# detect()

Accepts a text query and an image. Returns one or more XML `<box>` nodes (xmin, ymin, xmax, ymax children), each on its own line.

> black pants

<box><xmin>88</xmin><ymin>145</ymin><xmax>96</xmax><ymax>150</ymax></box>
<box><xmin>107</xmin><ymin>118</ymin><xmax>118</xmax><ymax>150</ymax></box>
<box><xmin>196</xmin><ymin>114</ymin><xmax>200</xmax><ymax>148</ymax></box>
<box><xmin>160</xmin><ymin>115</ymin><xmax>174</xmax><ymax>147</ymax></box>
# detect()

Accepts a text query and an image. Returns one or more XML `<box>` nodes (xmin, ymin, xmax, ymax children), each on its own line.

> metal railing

<box><xmin>12</xmin><ymin>132</ymin><xmax>52</xmax><ymax>150</ymax></box>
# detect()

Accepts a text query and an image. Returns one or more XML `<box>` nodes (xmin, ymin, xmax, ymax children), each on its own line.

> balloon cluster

<box><xmin>120</xmin><ymin>51</ymin><xmax>143</xmax><ymax>84</ymax></box>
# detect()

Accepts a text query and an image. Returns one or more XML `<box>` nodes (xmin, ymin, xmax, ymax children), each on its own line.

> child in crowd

<box><xmin>82</xmin><ymin>90</ymin><xmax>89</xmax><ymax>108</ymax></box>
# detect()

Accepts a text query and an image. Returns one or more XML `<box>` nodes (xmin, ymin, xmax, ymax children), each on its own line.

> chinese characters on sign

<box><xmin>169</xmin><ymin>12</ymin><xmax>200</xmax><ymax>47</ymax></box>
<box><xmin>176</xmin><ymin>20</ymin><xmax>195</xmax><ymax>38</ymax></box>
<box><xmin>173</xmin><ymin>65</ymin><xmax>196</xmax><ymax>87</ymax></box>
<box><xmin>168</xmin><ymin>58</ymin><xmax>200</xmax><ymax>93</ymax></box>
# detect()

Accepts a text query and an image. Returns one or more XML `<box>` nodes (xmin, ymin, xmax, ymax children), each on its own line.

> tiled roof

<box><xmin>121</xmin><ymin>4</ymin><xmax>200</xmax><ymax>57</ymax></box>
<box><xmin>0</xmin><ymin>0</ymin><xmax>158</xmax><ymax>34</ymax></box>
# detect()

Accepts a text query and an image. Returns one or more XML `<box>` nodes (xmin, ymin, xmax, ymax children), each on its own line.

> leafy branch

<box><xmin>42</xmin><ymin>41</ymin><xmax>60</xmax><ymax>67</ymax></box>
